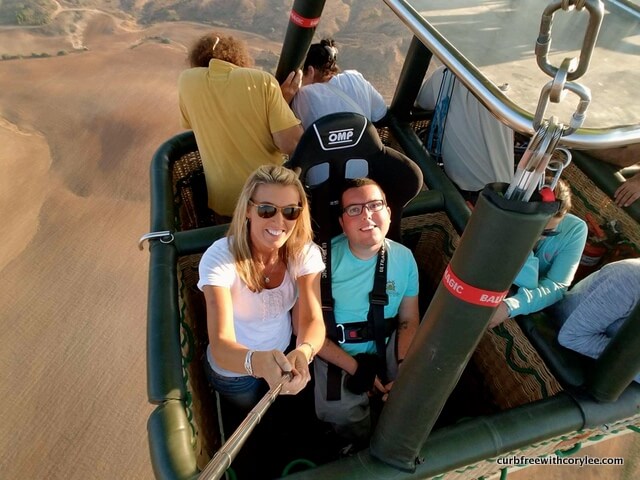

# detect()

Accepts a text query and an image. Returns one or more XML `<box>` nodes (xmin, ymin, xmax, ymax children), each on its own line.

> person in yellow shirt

<box><xmin>179</xmin><ymin>33</ymin><xmax>303</xmax><ymax>219</ymax></box>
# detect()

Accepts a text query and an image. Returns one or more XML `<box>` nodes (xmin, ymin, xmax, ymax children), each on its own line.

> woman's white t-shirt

<box><xmin>198</xmin><ymin>237</ymin><xmax>325</xmax><ymax>376</ymax></box>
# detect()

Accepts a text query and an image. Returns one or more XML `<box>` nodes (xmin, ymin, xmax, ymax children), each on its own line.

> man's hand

<box><xmin>614</xmin><ymin>172</ymin><xmax>640</xmax><ymax>207</ymax></box>
<box><xmin>345</xmin><ymin>353</ymin><xmax>379</xmax><ymax>394</ymax></box>
<box><xmin>280</xmin><ymin>69</ymin><xmax>302</xmax><ymax>104</ymax></box>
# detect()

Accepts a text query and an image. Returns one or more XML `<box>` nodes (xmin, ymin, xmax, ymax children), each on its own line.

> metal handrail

<box><xmin>384</xmin><ymin>0</ymin><xmax>640</xmax><ymax>148</ymax></box>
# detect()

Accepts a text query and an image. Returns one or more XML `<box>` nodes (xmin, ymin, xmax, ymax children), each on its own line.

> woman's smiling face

<box><xmin>247</xmin><ymin>184</ymin><xmax>301</xmax><ymax>253</ymax></box>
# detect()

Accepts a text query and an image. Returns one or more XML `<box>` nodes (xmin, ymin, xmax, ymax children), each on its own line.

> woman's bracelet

<box><xmin>244</xmin><ymin>350</ymin><xmax>256</xmax><ymax>377</ymax></box>
<box><xmin>296</xmin><ymin>341</ymin><xmax>315</xmax><ymax>364</ymax></box>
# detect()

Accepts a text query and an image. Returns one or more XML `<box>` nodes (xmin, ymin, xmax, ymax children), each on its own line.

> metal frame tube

<box><xmin>275</xmin><ymin>0</ymin><xmax>327</xmax><ymax>83</ymax></box>
<box><xmin>383</xmin><ymin>0</ymin><xmax>640</xmax><ymax>148</ymax></box>
<box><xmin>389</xmin><ymin>35</ymin><xmax>433</xmax><ymax>119</ymax></box>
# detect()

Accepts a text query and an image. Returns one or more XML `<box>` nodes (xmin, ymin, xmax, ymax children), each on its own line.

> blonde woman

<box><xmin>197</xmin><ymin>165</ymin><xmax>325</xmax><ymax>411</ymax></box>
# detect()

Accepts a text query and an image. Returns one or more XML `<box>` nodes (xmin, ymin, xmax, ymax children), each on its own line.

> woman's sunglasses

<box><xmin>249</xmin><ymin>200</ymin><xmax>302</xmax><ymax>221</ymax></box>
<box><xmin>541</xmin><ymin>228</ymin><xmax>560</xmax><ymax>237</ymax></box>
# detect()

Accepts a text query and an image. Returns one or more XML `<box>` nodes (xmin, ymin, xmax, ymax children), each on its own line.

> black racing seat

<box><xmin>286</xmin><ymin>112</ymin><xmax>423</xmax><ymax>242</ymax></box>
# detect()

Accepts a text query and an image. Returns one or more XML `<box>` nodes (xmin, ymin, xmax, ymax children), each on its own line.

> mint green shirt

<box><xmin>331</xmin><ymin>235</ymin><xmax>419</xmax><ymax>355</ymax></box>
<box><xmin>505</xmin><ymin>214</ymin><xmax>588</xmax><ymax>317</ymax></box>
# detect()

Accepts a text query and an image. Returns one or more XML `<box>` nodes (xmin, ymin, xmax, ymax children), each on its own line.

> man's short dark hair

<box><xmin>340</xmin><ymin>178</ymin><xmax>386</xmax><ymax>208</ymax></box>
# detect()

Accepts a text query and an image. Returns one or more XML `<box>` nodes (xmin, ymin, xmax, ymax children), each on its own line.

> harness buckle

<box><xmin>369</xmin><ymin>292</ymin><xmax>389</xmax><ymax>306</ymax></box>
<box><xmin>336</xmin><ymin>324</ymin><xmax>346</xmax><ymax>344</ymax></box>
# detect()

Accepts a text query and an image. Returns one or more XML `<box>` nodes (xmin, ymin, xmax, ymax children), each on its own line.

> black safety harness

<box><xmin>320</xmin><ymin>238</ymin><xmax>396</xmax><ymax>400</ymax></box>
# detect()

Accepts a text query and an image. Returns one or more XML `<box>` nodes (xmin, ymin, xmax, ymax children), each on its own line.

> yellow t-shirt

<box><xmin>179</xmin><ymin>60</ymin><xmax>300</xmax><ymax>216</ymax></box>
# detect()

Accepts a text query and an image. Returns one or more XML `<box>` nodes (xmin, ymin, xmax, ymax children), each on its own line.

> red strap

<box><xmin>290</xmin><ymin>10</ymin><xmax>321</xmax><ymax>28</ymax></box>
<box><xmin>442</xmin><ymin>265</ymin><xmax>508</xmax><ymax>307</ymax></box>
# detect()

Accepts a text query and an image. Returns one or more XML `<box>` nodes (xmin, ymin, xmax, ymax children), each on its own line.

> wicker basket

<box><xmin>167</xmin><ymin>127</ymin><xmax>640</xmax><ymax>474</ymax></box>
<box><xmin>177</xmin><ymin>253</ymin><xmax>220</xmax><ymax>468</ymax></box>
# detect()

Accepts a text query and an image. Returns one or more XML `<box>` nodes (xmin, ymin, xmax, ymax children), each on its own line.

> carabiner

<box><xmin>535</xmin><ymin>0</ymin><xmax>604</xmax><ymax>81</ymax></box>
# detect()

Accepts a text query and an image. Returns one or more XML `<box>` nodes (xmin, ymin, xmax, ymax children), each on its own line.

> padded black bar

<box><xmin>571</xmin><ymin>150</ymin><xmax>640</xmax><ymax>223</ymax></box>
<box><xmin>147</xmin><ymin>241</ymin><xmax>184</xmax><ymax>403</ymax></box>
<box><xmin>275</xmin><ymin>0</ymin><xmax>327</xmax><ymax>83</ymax></box>
<box><xmin>285</xmin><ymin>385</ymin><xmax>640</xmax><ymax>479</ymax></box>
<box><xmin>389</xmin><ymin>36</ymin><xmax>433</xmax><ymax>120</ymax></box>
<box><xmin>173</xmin><ymin>224</ymin><xmax>229</xmax><ymax>257</ymax></box>
<box><xmin>517</xmin><ymin>313</ymin><xmax>592</xmax><ymax>390</ymax></box>
<box><xmin>402</xmin><ymin>189</ymin><xmax>444</xmax><ymax>217</ymax></box>
<box><xmin>148</xmin><ymin>400</ymin><xmax>199</xmax><ymax>480</ymax></box>
<box><xmin>386</xmin><ymin>115</ymin><xmax>471</xmax><ymax>234</ymax></box>
<box><xmin>588</xmin><ymin>300</ymin><xmax>640</xmax><ymax>402</ymax></box>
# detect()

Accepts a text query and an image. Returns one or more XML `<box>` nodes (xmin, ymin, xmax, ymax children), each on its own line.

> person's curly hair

<box><xmin>304</xmin><ymin>38</ymin><xmax>339</xmax><ymax>80</ymax></box>
<box><xmin>188</xmin><ymin>33</ymin><xmax>254</xmax><ymax>68</ymax></box>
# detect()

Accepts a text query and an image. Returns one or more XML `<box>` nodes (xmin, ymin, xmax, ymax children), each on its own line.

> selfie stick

<box><xmin>198</xmin><ymin>373</ymin><xmax>292</xmax><ymax>480</ymax></box>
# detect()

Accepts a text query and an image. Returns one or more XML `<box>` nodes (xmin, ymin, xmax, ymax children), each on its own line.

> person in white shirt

<box><xmin>292</xmin><ymin>38</ymin><xmax>388</xmax><ymax>129</ymax></box>
<box><xmin>416</xmin><ymin>65</ymin><xmax>514</xmax><ymax>197</ymax></box>
<box><xmin>197</xmin><ymin>165</ymin><xmax>325</xmax><ymax>412</ymax></box>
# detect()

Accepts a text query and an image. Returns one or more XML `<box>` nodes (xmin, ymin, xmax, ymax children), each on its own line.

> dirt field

<box><xmin>0</xmin><ymin>8</ymin><xmax>638</xmax><ymax>480</ymax></box>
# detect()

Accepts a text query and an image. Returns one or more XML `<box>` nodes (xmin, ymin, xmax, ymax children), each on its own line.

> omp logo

<box><xmin>313</xmin><ymin>116</ymin><xmax>366</xmax><ymax>151</ymax></box>
<box><xmin>327</xmin><ymin>128</ymin><xmax>354</xmax><ymax>145</ymax></box>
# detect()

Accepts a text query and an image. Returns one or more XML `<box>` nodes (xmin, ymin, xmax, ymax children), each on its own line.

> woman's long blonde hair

<box><xmin>227</xmin><ymin>165</ymin><xmax>313</xmax><ymax>292</ymax></box>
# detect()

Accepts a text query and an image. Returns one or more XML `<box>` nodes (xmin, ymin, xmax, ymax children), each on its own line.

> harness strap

<box><xmin>335</xmin><ymin>316</ymin><xmax>398</xmax><ymax>344</ymax></box>
<box><xmin>323</xmin><ymin>242</ymin><xmax>390</xmax><ymax>400</ymax></box>
<box><xmin>320</xmin><ymin>237</ymin><xmax>345</xmax><ymax>402</ymax></box>
<box><xmin>369</xmin><ymin>243</ymin><xmax>389</xmax><ymax>382</ymax></box>
<box><xmin>427</xmin><ymin>68</ymin><xmax>456</xmax><ymax>163</ymax></box>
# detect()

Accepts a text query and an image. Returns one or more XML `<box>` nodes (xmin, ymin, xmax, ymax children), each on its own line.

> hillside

<box><xmin>0</xmin><ymin>0</ymin><xmax>410</xmax><ymax>97</ymax></box>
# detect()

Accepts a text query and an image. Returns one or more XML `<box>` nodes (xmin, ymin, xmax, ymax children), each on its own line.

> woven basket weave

<box><xmin>177</xmin><ymin>253</ymin><xmax>219</xmax><ymax>468</ymax></box>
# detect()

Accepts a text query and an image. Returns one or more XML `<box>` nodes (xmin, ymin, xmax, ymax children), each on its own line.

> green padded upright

<box><xmin>370</xmin><ymin>184</ymin><xmax>558</xmax><ymax>471</ymax></box>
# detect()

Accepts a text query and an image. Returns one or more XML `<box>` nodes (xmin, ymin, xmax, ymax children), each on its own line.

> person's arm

<box><xmin>363</xmin><ymin>76</ymin><xmax>388</xmax><ymax>122</ymax></box>
<box><xmin>317</xmin><ymin>338</ymin><xmax>359</xmax><ymax>375</ymax></box>
<box><xmin>488</xmin><ymin>302</ymin><xmax>511</xmax><ymax>329</ymax></box>
<box><xmin>614</xmin><ymin>171</ymin><xmax>640</xmax><ymax>207</ymax></box>
<box><xmin>415</xmin><ymin>66</ymin><xmax>445</xmax><ymax>110</ymax></box>
<box><xmin>395</xmin><ymin>295</ymin><xmax>420</xmax><ymax>362</ymax></box>
<box><xmin>557</xmin><ymin>286</ymin><xmax>628</xmax><ymax>359</ymax></box>
<box><xmin>584</xmin><ymin>144</ymin><xmax>639</xmax><ymax>169</ymax></box>
<box><xmin>375</xmin><ymin>294</ymin><xmax>420</xmax><ymax>398</ymax></box>
<box><xmin>203</xmin><ymin>285</ymin><xmax>295</xmax><ymax>390</ymax></box>
<box><xmin>504</xmin><ymin>222</ymin><xmax>587</xmax><ymax>317</ymax></box>
<box><xmin>583</xmin><ymin>144</ymin><xmax>639</xmax><ymax>206</ymax></box>
<box><xmin>512</xmin><ymin>251</ymin><xmax>539</xmax><ymax>289</ymax></box>
<box><xmin>558</xmin><ymin>301</ymin><xmax>618</xmax><ymax>360</ymax></box>
<box><xmin>557</xmin><ymin>262</ymin><xmax>640</xmax><ymax>358</ymax></box>
<box><xmin>280</xmin><ymin>69</ymin><xmax>303</xmax><ymax>104</ymax></box>
<box><xmin>179</xmin><ymin>99</ymin><xmax>191</xmax><ymax>129</ymax></box>
<box><xmin>272</xmin><ymin>124</ymin><xmax>303</xmax><ymax>156</ymax></box>
<box><xmin>288</xmin><ymin>272</ymin><xmax>326</xmax><ymax>390</ymax></box>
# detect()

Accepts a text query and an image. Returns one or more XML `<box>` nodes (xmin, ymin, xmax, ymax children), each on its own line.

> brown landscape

<box><xmin>0</xmin><ymin>1</ymin><xmax>638</xmax><ymax>479</ymax></box>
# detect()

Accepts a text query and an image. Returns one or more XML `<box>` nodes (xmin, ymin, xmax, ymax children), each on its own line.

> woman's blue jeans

<box><xmin>205</xmin><ymin>362</ymin><xmax>268</xmax><ymax>411</ymax></box>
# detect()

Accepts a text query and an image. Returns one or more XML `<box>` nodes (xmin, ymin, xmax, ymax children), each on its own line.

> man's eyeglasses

<box><xmin>342</xmin><ymin>200</ymin><xmax>386</xmax><ymax>217</ymax></box>
<box><xmin>249</xmin><ymin>200</ymin><xmax>302</xmax><ymax>221</ymax></box>
<box><xmin>541</xmin><ymin>228</ymin><xmax>560</xmax><ymax>237</ymax></box>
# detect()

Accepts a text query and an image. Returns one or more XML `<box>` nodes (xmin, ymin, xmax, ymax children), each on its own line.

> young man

<box><xmin>416</xmin><ymin>65</ymin><xmax>515</xmax><ymax>198</ymax></box>
<box><xmin>179</xmin><ymin>33</ymin><xmax>303</xmax><ymax>218</ymax></box>
<box><xmin>314</xmin><ymin>178</ymin><xmax>420</xmax><ymax>445</ymax></box>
